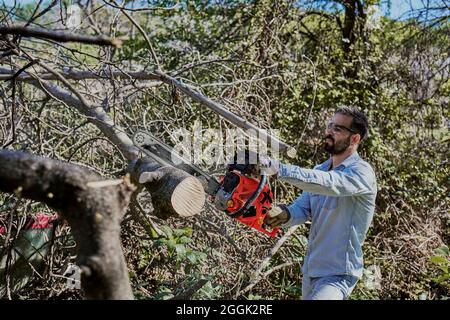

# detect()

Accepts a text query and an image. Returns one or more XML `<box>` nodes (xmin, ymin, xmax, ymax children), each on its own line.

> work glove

<box><xmin>264</xmin><ymin>204</ymin><xmax>290</xmax><ymax>228</ymax></box>
<box><xmin>258</xmin><ymin>155</ymin><xmax>280</xmax><ymax>176</ymax></box>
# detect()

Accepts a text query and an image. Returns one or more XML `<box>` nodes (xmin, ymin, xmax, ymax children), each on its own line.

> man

<box><xmin>262</xmin><ymin>107</ymin><xmax>377</xmax><ymax>300</ymax></box>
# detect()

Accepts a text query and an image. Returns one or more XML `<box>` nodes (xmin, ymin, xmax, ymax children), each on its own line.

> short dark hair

<box><xmin>335</xmin><ymin>106</ymin><xmax>369</xmax><ymax>141</ymax></box>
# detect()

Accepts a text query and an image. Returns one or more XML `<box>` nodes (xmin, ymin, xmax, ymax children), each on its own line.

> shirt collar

<box><xmin>319</xmin><ymin>158</ymin><xmax>333</xmax><ymax>171</ymax></box>
<box><xmin>338</xmin><ymin>152</ymin><xmax>360</xmax><ymax>168</ymax></box>
<box><xmin>320</xmin><ymin>152</ymin><xmax>360</xmax><ymax>171</ymax></box>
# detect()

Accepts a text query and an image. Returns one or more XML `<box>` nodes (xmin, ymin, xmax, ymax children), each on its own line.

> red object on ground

<box><xmin>0</xmin><ymin>213</ymin><xmax>57</xmax><ymax>235</ymax></box>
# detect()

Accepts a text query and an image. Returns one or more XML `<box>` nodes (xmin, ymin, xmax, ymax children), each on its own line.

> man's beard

<box><xmin>323</xmin><ymin>135</ymin><xmax>351</xmax><ymax>155</ymax></box>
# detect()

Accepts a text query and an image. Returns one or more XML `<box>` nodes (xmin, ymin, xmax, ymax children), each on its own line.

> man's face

<box><xmin>323</xmin><ymin>113</ymin><xmax>356</xmax><ymax>155</ymax></box>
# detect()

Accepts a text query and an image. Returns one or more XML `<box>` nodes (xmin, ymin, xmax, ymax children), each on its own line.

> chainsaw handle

<box><xmin>227</xmin><ymin>174</ymin><xmax>267</xmax><ymax>218</ymax></box>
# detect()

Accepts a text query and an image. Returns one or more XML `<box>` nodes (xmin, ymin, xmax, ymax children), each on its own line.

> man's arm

<box><xmin>278</xmin><ymin>163</ymin><xmax>376</xmax><ymax>197</ymax></box>
<box><xmin>285</xmin><ymin>191</ymin><xmax>312</xmax><ymax>227</ymax></box>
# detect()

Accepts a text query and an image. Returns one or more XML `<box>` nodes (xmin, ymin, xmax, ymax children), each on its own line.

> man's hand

<box><xmin>264</xmin><ymin>205</ymin><xmax>290</xmax><ymax>228</ymax></box>
<box><xmin>259</xmin><ymin>155</ymin><xmax>280</xmax><ymax>176</ymax></box>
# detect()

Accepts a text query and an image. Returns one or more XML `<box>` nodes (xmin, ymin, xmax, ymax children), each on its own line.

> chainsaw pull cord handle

<box><xmin>227</xmin><ymin>174</ymin><xmax>267</xmax><ymax>218</ymax></box>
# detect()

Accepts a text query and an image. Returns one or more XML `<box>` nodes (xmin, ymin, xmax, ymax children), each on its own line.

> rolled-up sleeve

<box><xmin>279</xmin><ymin>163</ymin><xmax>376</xmax><ymax>197</ymax></box>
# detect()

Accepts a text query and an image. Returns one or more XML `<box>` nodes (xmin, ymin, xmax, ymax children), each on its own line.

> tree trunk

<box><xmin>128</xmin><ymin>158</ymin><xmax>206</xmax><ymax>219</ymax></box>
<box><xmin>0</xmin><ymin>150</ymin><xmax>135</xmax><ymax>299</ymax></box>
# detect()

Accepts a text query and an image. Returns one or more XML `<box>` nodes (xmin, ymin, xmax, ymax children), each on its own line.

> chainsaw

<box><xmin>132</xmin><ymin>130</ymin><xmax>280</xmax><ymax>237</ymax></box>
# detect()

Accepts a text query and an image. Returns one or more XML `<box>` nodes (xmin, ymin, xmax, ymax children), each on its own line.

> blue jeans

<box><xmin>302</xmin><ymin>275</ymin><xmax>359</xmax><ymax>300</ymax></box>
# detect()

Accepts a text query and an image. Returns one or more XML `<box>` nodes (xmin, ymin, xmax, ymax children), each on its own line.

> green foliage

<box><xmin>154</xmin><ymin>226</ymin><xmax>207</xmax><ymax>271</ymax></box>
<box><xmin>430</xmin><ymin>246</ymin><xmax>450</xmax><ymax>291</ymax></box>
<box><xmin>153</xmin><ymin>285</ymin><xmax>175</xmax><ymax>300</ymax></box>
<box><xmin>246</xmin><ymin>293</ymin><xmax>263</xmax><ymax>300</ymax></box>
<box><xmin>192</xmin><ymin>277</ymin><xmax>223</xmax><ymax>300</ymax></box>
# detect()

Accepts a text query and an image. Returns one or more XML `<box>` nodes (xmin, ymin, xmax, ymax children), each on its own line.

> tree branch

<box><xmin>237</xmin><ymin>225</ymin><xmax>300</xmax><ymax>296</ymax></box>
<box><xmin>2</xmin><ymin>66</ymin><xmax>141</xmax><ymax>161</ymax></box>
<box><xmin>154</xmin><ymin>70</ymin><xmax>296</xmax><ymax>156</ymax></box>
<box><xmin>0</xmin><ymin>66</ymin><xmax>206</xmax><ymax>219</ymax></box>
<box><xmin>0</xmin><ymin>68</ymin><xmax>161</xmax><ymax>82</ymax></box>
<box><xmin>0</xmin><ymin>66</ymin><xmax>295</xmax><ymax>156</ymax></box>
<box><xmin>128</xmin><ymin>158</ymin><xmax>205</xmax><ymax>219</ymax></box>
<box><xmin>0</xmin><ymin>25</ymin><xmax>123</xmax><ymax>47</ymax></box>
<box><xmin>0</xmin><ymin>150</ymin><xmax>136</xmax><ymax>299</ymax></box>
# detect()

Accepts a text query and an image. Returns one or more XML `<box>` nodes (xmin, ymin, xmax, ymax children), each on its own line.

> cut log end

<box><xmin>171</xmin><ymin>176</ymin><xmax>205</xmax><ymax>217</ymax></box>
<box><xmin>129</xmin><ymin>159</ymin><xmax>206</xmax><ymax>218</ymax></box>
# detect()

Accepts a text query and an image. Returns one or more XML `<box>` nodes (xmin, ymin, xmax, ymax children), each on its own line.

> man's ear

<box><xmin>351</xmin><ymin>133</ymin><xmax>361</xmax><ymax>146</ymax></box>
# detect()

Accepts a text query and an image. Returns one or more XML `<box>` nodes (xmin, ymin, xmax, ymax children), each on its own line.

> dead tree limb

<box><xmin>29</xmin><ymin>76</ymin><xmax>206</xmax><ymax>219</ymax></box>
<box><xmin>24</xmin><ymin>76</ymin><xmax>205</xmax><ymax>219</ymax></box>
<box><xmin>0</xmin><ymin>67</ymin><xmax>295</xmax><ymax>156</ymax></box>
<box><xmin>0</xmin><ymin>66</ymin><xmax>142</xmax><ymax>161</ymax></box>
<box><xmin>0</xmin><ymin>25</ymin><xmax>123</xmax><ymax>47</ymax></box>
<box><xmin>29</xmin><ymin>75</ymin><xmax>140</xmax><ymax>161</ymax></box>
<box><xmin>154</xmin><ymin>70</ymin><xmax>296</xmax><ymax>157</ymax></box>
<box><xmin>0</xmin><ymin>68</ymin><xmax>160</xmax><ymax>82</ymax></box>
<box><xmin>129</xmin><ymin>158</ymin><xmax>205</xmax><ymax>219</ymax></box>
<box><xmin>0</xmin><ymin>66</ymin><xmax>206</xmax><ymax>219</ymax></box>
<box><xmin>237</xmin><ymin>225</ymin><xmax>300</xmax><ymax>296</ymax></box>
<box><xmin>0</xmin><ymin>150</ymin><xmax>135</xmax><ymax>299</ymax></box>
<box><xmin>110</xmin><ymin>0</ymin><xmax>160</xmax><ymax>68</ymax></box>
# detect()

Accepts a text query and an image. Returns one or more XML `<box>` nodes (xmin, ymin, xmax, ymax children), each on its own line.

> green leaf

<box><xmin>430</xmin><ymin>256</ymin><xmax>448</xmax><ymax>265</ymax></box>
<box><xmin>173</xmin><ymin>228</ymin><xmax>186</xmax><ymax>238</ymax></box>
<box><xmin>166</xmin><ymin>239</ymin><xmax>176</xmax><ymax>250</ymax></box>
<box><xmin>160</xmin><ymin>225</ymin><xmax>173</xmax><ymax>239</ymax></box>
<box><xmin>173</xmin><ymin>227</ymin><xmax>193</xmax><ymax>238</ymax></box>
<box><xmin>436</xmin><ymin>274</ymin><xmax>450</xmax><ymax>282</ymax></box>
<box><xmin>153</xmin><ymin>287</ymin><xmax>174</xmax><ymax>300</ymax></box>
<box><xmin>434</xmin><ymin>246</ymin><xmax>450</xmax><ymax>257</ymax></box>
<box><xmin>186</xmin><ymin>251</ymin><xmax>198</xmax><ymax>264</ymax></box>
<box><xmin>175</xmin><ymin>244</ymin><xmax>187</xmax><ymax>257</ymax></box>
<box><xmin>178</xmin><ymin>236</ymin><xmax>192</xmax><ymax>244</ymax></box>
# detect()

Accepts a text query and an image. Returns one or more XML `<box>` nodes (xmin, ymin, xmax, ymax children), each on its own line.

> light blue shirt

<box><xmin>278</xmin><ymin>152</ymin><xmax>377</xmax><ymax>278</ymax></box>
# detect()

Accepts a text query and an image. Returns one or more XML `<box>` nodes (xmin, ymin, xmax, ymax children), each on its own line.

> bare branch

<box><xmin>0</xmin><ymin>68</ymin><xmax>160</xmax><ymax>82</ymax></box>
<box><xmin>237</xmin><ymin>226</ymin><xmax>300</xmax><ymax>296</ymax></box>
<box><xmin>15</xmin><ymin>69</ymin><xmax>140</xmax><ymax>161</ymax></box>
<box><xmin>154</xmin><ymin>70</ymin><xmax>296</xmax><ymax>156</ymax></box>
<box><xmin>107</xmin><ymin>0</ymin><xmax>160</xmax><ymax>67</ymax></box>
<box><xmin>0</xmin><ymin>25</ymin><xmax>124</xmax><ymax>47</ymax></box>
<box><xmin>0</xmin><ymin>66</ymin><xmax>295</xmax><ymax>156</ymax></box>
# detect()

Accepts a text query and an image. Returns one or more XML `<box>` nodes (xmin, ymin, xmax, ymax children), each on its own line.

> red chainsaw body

<box><xmin>217</xmin><ymin>172</ymin><xmax>280</xmax><ymax>237</ymax></box>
